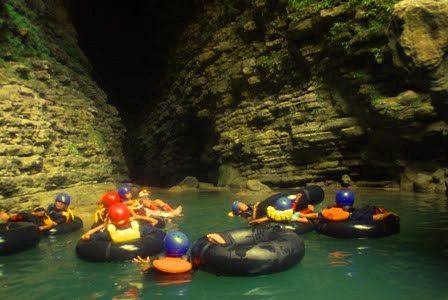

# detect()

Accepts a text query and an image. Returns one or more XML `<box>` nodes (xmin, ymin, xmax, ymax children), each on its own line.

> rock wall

<box><xmin>138</xmin><ymin>0</ymin><xmax>448</xmax><ymax>193</ymax></box>
<box><xmin>0</xmin><ymin>0</ymin><xmax>127</xmax><ymax>206</ymax></box>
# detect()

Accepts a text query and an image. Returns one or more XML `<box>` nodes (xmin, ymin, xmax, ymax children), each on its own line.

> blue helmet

<box><xmin>55</xmin><ymin>193</ymin><xmax>71</xmax><ymax>206</ymax></box>
<box><xmin>335</xmin><ymin>189</ymin><xmax>355</xmax><ymax>207</ymax></box>
<box><xmin>163</xmin><ymin>231</ymin><xmax>190</xmax><ymax>257</ymax></box>
<box><xmin>275</xmin><ymin>197</ymin><xmax>293</xmax><ymax>211</ymax></box>
<box><xmin>117</xmin><ymin>185</ymin><xmax>132</xmax><ymax>200</ymax></box>
<box><xmin>231</xmin><ymin>201</ymin><xmax>240</xmax><ymax>215</ymax></box>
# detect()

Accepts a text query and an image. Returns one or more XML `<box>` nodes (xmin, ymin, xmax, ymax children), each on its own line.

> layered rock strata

<box><xmin>0</xmin><ymin>1</ymin><xmax>127</xmax><ymax>206</ymax></box>
<box><xmin>139</xmin><ymin>0</ymin><xmax>448</xmax><ymax>193</ymax></box>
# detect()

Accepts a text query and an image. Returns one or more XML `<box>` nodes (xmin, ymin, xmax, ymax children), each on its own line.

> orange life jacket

<box><xmin>322</xmin><ymin>207</ymin><xmax>350</xmax><ymax>221</ymax></box>
<box><xmin>153</xmin><ymin>257</ymin><xmax>192</xmax><ymax>274</ymax></box>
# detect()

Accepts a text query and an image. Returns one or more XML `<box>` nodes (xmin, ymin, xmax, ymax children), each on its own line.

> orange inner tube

<box><xmin>153</xmin><ymin>257</ymin><xmax>192</xmax><ymax>274</ymax></box>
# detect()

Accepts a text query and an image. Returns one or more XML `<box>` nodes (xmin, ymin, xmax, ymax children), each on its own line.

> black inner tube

<box><xmin>76</xmin><ymin>228</ymin><xmax>166</xmax><ymax>262</ymax></box>
<box><xmin>0</xmin><ymin>222</ymin><xmax>41</xmax><ymax>255</ymax></box>
<box><xmin>316</xmin><ymin>214</ymin><xmax>400</xmax><ymax>238</ymax></box>
<box><xmin>191</xmin><ymin>226</ymin><xmax>305</xmax><ymax>276</ymax></box>
<box><xmin>46</xmin><ymin>217</ymin><xmax>83</xmax><ymax>235</ymax></box>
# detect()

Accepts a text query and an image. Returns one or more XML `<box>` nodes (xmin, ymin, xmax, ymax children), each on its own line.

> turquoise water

<box><xmin>1</xmin><ymin>190</ymin><xmax>447</xmax><ymax>299</ymax></box>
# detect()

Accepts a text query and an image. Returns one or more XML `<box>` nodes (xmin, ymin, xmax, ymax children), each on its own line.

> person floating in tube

<box><xmin>0</xmin><ymin>193</ymin><xmax>76</xmax><ymax>232</ymax></box>
<box><xmin>320</xmin><ymin>189</ymin><xmax>394</xmax><ymax>222</ymax></box>
<box><xmin>138</xmin><ymin>187</ymin><xmax>183</xmax><ymax>218</ymax></box>
<box><xmin>249</xmin><ymin>193</ymin><xmax>318</xmax><ymax>225</ymax></box>
<box><xmin>133</xmin><ymin>231</ymin><xmax>193</xmax><ymax>284</ymax></box>
<box><xmin>228</xmin><ymin>200</ymin><xmax>259</xmax><ymax>220</ymax></box>
<box><xmin>81</xmin><ymin>203</ymin><xmax>159</xmax><ymax>243</ymax></box>
<box><xmin>91</xmin><ymin>191</ymin><xmax>121</xmax><ymax>228</ymax></box>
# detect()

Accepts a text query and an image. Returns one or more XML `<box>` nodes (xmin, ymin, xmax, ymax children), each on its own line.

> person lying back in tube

<box><xmin>249</xmin><ymin>193</ymin><xmax>318</xmax><ymax>225</ymax></box>
<box><xmin>320</xmin><ymin>189</ymin><xmax>394</xmax><ymax>222</ymax></box>
<box><xmin>138</xmin><ymin>188</ymin><xmax>183</xmax><ymax>219</ymax></box>
<box><xmin>81</xmin><ymin>203</ymin><xmax>159</xmax><ymax>243</ymax></box>
<box><xmin>0</xmin><ymin>193</ymin><xmax>76</xmax><ymax>232</ymax></box>
<box><xmin>228</xmin><ymin>200</ymin><xmax>259</xmax><ymax>220</ymax></box>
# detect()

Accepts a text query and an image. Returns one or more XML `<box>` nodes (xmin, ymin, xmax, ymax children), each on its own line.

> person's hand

<box><xmin>133</xmin><ymin>256</ymin><xmax>151</xmax><ymax>272</ymax></box>
<box><xmin>295</xmin><ymin>193</ymin><xmax>303</xmax><ymax>203</ymax></box>
<box><xmin>207</xmin><ymin>233</ymin><xmax>226</xmax><ymax>245</ymax></box>
<box><xmin>254</xmin><ymin>202</ymin><xmax>260</xmax><ymax>209</ymax></box>
<box><xmin>81</xmin><ymin>233</ymin><xmax>91</xmax><ymax>240</ymax></box>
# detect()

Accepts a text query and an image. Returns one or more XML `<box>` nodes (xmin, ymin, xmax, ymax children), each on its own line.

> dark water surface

<box><xmin>1</xmin><ymin>190</ymin><xmax>447</xmax><ymax>299</ymax></box>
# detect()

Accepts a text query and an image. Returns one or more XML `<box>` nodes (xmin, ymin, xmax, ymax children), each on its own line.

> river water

<box><xmin>1</xmin><ymin>190</ymin><xmax>447</xmax><ymax>299</ymax></box>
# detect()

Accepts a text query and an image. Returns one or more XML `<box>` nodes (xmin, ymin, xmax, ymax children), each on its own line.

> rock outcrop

<box><xmin>138</xmin><ymin>0</ymin><xmax>448</xmax><ymax>193</ymax></box>
<box><xmin>0</xmin><ymin>1</ymin><xmax>127</xmax><ymax>205</ymax></box>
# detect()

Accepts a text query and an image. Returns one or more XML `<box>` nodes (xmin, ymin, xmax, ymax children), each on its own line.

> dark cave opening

<box><xmin>69</xmin><ymin>0</ymin><xmax>199</xmax><ymax>185</ymax></box>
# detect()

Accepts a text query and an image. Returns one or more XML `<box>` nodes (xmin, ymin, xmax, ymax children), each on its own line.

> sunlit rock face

<box><xmin>138</xmin><ymin>0</ymin><xmax>447</xmax><ymax>192</ymax></box>
<box><xmin>0</xmin><ymin>1</ymin><xmax>127</xmax><ymax>202</ymax></box>
<box><xmin>1</xmin><ymin>0</ymin><xmax>447</xmax><ymax>198</ymax></box>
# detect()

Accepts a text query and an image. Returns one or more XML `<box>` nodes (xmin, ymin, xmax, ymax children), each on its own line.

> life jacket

<box><xmin>61</xmin><ymin>208</ymin><xmax>75</xmax><ymax>222</ymax></box>
<box><xmin>94</xmin><ymin>206</ymin><xmax>107</xmax><ymax>224</ymax></box>
<box><xmin>107</xmin><ymin>220</ymin><xmax>141</xmax><ymax>243</ymax></box>
<box><xmin>47</xmin><ymin>203</ymin><xmax>75</xmax><ymax>224</ymax></box>
<box><xmin>153</xmin><ymin>257</ymin><xmax>192</xmax><ymax>274</ymax></box>
<box><xmin>42</xmin><ymin>213</ymin><xmax>55</xmax><ymax>226</ymax></box>
<box><xmin>266</xmin><ymin>206</ymin><xmax>293</xmax><ymax>222</ymax></box>
<box><xmin>321</xmin><ymin>207</ymin><xmax>350</xmax><ymax>221</ymax></box>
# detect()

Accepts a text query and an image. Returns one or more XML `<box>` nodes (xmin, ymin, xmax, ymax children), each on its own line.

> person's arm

<box><xmin>251</xmin><ymin>202</ymin><xmax>260</xmax><ymax>220</ymax></box>
<box><xmin>293</xmin><ymin>216</ymin><xmax>310</xmax><ymax>223</ymax></box>
<box><xmin>81</xmin><ymin>223</ymin><xmax>106</xmax><ymax>240</ymax></box>
<box><xmin>249</xmin><ymin>216</ymin><xmax>269</xmax><ymax>225</ymax></box>
<box><xmin>134</xmin><ymin>215</ymin><xmax>159</xmax><ymax>226</ymax></box>
<box><xmin>38</xmin><ymin>222</ymin><xmax>57</xmax><ymax>232</ymax></box>
<box><xmin>373</xmin><ymin>212</ymin><xmax>392</xmax><ymax>221</ymax></box>
<box><xmin>302</xmin><ymin>212</ymin><xmax>319</xmax><ymax>219</ymax></box>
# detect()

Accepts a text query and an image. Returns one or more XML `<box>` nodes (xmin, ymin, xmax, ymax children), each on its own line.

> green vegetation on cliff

<box><xmin>0</xmin><ymin>1</ymin><xmax>50</xmax><ymax>61</ymax></box>
<box><xmin>289</xmin><ymin>0</ymin><xmax>399</xmax><ymax>60</ymax></box>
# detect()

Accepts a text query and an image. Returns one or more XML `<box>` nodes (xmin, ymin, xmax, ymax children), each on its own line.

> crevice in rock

<box><xmin>68</xmin><ymin>0</ymin><xmax>197</xmax><ymax>184</ymax></box>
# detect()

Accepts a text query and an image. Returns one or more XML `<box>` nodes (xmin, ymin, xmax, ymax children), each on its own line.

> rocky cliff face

<box><xmin>0</xmin><ymin>0</ymin><xmax>127</xmax><ymax>207</ymax></box>
<box><xmin>138</xmin><ymin>0</ymin><xmax>448</xmax><ymax>193</ymax></box>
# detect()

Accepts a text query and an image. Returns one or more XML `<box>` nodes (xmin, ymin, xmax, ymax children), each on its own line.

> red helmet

<box><xmin>101</xmin><ymin>192</ymin><xmax>121</xmax><ymax>208</ymax></box>
<box><xmin>108</xmin><ymin>203</ymin><xmax>131</xmax><ymax>224</ymax></box>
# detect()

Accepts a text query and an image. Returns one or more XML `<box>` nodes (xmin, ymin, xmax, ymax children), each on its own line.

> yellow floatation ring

<box><xmin>266</xmin><ymin>206</ymin><xmax>293</xmax><ymax>222</ymax></box>
<box><xmin>107</xmin><ymin>220</ymin><xmax>141</xmax><ymax>243</ymax></box>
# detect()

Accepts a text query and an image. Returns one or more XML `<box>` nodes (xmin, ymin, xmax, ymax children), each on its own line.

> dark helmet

<box><xmin>55</xmin><ymin>193</ymin><xmax>71</xmax><ymax>206</ymax></box>
<box><xmin>335</xmin><ymin>189</ymin><xmax>355</xmax><ymax>207</ymax></box>
<box><xmin>117</xmin><ymin>185</ymin><xmax>132</xmax><ymax>200</ymax></box>
<box><xmin>275</xmin><ymin>197</ymin><xmax>293</xmax><ymax>211</ymax></box>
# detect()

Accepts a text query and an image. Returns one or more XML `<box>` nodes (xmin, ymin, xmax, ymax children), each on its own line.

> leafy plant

<box><xmin>256</xmin><ymin>51</ymin><xmax>287</xmax><ymax>72</ymax></box>
<box><xmin>370</xmin><ymin>47</ymin><xmax>383</xmax><ymax>63</ymax></box>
